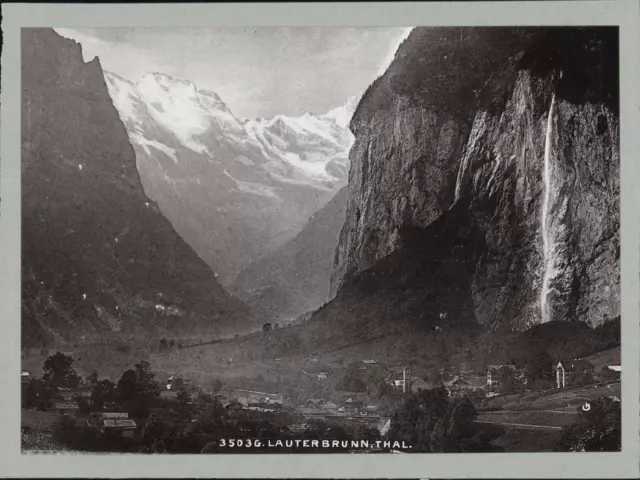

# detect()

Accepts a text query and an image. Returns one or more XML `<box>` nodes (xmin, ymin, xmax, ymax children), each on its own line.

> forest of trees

<box><xmin>387</xmin><ymin>386</ymin><xmax>504</xmax><ymax>452</ymax></box>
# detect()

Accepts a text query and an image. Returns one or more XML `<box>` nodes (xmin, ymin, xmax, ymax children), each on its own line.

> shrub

<box><xmin>555</xmin><ymin>397</ymin><xmax>620</xmax><ymax>451</ymax></box>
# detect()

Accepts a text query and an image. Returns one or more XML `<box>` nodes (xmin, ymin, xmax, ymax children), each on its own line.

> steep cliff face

<box><xmin>231</xmin><ymin>187</ymin><xmax>348</xmax><ymax>323</ymax></box>
<box><xmin>21</xmin><ymin>29</ymin><xmax>254</xmax><ymax>346</ymax></box>
<box><xmin>330</xmin><ymin>27</ymin><xmax>619</xmax><ymax>330</ymax></box>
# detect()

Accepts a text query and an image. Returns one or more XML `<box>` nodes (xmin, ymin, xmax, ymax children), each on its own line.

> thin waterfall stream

<box><xmin>540</xmin><ymin>92</ymin><xmax>556</xmax><ymax>323</ymax></box>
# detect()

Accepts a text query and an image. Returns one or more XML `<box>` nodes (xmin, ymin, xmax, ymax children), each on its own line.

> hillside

<box><xmin>21</xmin><ymin>28</ymin><xmax>255</xmax><ymax>347</ymax></box>
<box><xmin>231</xmin><ymin>187</ymin><xmax>349</xmax><ymax>323</ymax></box>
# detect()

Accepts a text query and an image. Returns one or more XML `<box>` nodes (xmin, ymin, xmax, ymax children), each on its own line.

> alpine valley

<box><xmin>105</xmin><ymin>71</ymin><xmax>357</xmax><ymax>285</ymax></box>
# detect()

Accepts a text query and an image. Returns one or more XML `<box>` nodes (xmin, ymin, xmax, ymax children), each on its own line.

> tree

<box><xmin>22</xmin><ymin>378</ymin><xmax>60</xmax><ymax>410</ymax></box>
<box><xmin>388</xmin><ymin>386</ymin><xmax>450</xmax><ymax>451</ymax></box>
<box><xmin>73</xmin><ymin>394</ymin><xmax>92</xmax><ymax>415</ymax></box>
<box><xmin>262</xmin><ymin>323</ymin><xmax>272</xmax><ymax>335</ymax></box>
<box><xmin>159</xmin><ymin>338</ymin><xmax>168</xmax><ymax>349</ymax></box>
<box><xmin>116</xmin><ymin>369</ymin><xmax>139</xmax><ymax>403</ymax></box>
<box><xmin>574</xmin><ymin>370</ymin><xmax>595</xmax><ymax>388</ymax></box>
<box><xmin>524</xmin><ymin>348</ymin><xmax>554</xmax><ymax>384</ymax></box>
<box><xmin>169</xmin><ymin>340</ymin><xmax>175</xmax><ymax>348</ymax></box>
<box><xmin>140</xmin><ymin>414</ymin><xmax>169</xmax><ymax>452</ymax></box>
<box><xmin>388</xmin><ymin>387</ymin><xmax>497</xmax><ymax>453</ymax></box>
<box><xmin>442</xmin><ymin>397</ymin><xmax>478</xmax><ymax>451</ymax></box>
<box><xmin>86</xmin><ymin>370</ymin><xmax>99</xmax><ymax>386</ymax></box>
<box><xmin>598</xmin><ymin>365</ymin><xmax>619</xmax><ymax>382</ymax></box>
<box><xmin>91</xmin><ymin>379</ymin><xmax>116</xmax><ymax>410</ymax></box>
<box><xmin>42</xmin><ymin>352</ymin><xmax>81</xmax><ymax>387</ymax></box>
<box><xmin>337</xmin><ymin>363</ymin><xmax>368</xmax><ymax>393</ymax></box>
<box><xmin>177</xmin><ymin>387</ymin><xmax>191</xmax><ymax>408</ymax></box>
<box><xmin>213</xmin><ymin>378</ymin><xmax>223</xmax><ymax>394</ymax></box>
<box><xmin>116</xmin><ymin>361</ymin><xmax>160</xmax><ymax>418</ymax></box>
<box><xmin>135</xmin><ymin>361</ymin><xmax>157</xmax><ymax>387</ymax></box>
<box><xmin>498</xmin><ymin>375</ymin><xmax>519</xmax><ymax>395</ymax></box>
<box><xmin>555</xmin><ymin>397</ymin><xmax>621</xmax><ymax>451</ymax></box>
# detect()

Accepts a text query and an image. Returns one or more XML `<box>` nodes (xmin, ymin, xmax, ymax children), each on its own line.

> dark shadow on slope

<box><xmin>311</xmin><ymin>203</ymin><xmax>488</xmax><ymax>344</ymax></box>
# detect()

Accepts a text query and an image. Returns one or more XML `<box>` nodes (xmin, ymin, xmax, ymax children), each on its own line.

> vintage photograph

<box><xmin>21</xmin><ymin>26</ymin><xmax>620</xmax><ymax>454</ymax></box>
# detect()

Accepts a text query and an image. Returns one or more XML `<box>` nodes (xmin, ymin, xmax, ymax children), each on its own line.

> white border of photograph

<box><xmin>1</xmin><ymin>1</ymin><xmax>639</xmax><ymax>478</ymax></box>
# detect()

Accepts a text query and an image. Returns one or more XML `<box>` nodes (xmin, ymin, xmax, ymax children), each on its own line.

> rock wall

<box><xmin>330</xmin><ymin>27</ymin><xmax>619</xmax><ymax>329</ymax></box>
<box><xmin>21</xmin><ymin>29</ymin><xmax>254</xmax><ymax>346</ymax></box>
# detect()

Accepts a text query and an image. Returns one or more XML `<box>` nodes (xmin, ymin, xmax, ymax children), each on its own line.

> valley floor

<box><xmin>22</xmin><ymin>319</ymin><xmax>621</xmax><ymax>453</ymax></box>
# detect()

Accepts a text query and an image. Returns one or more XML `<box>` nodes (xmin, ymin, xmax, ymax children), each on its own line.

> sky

<box><xmin>55</xmin><ymin>27</ymin><xmax>413</xmax><ymax>119</ymax></box>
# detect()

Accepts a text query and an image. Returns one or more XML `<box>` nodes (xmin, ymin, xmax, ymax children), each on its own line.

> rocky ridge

<box><xmin>21</xmin><ymin>28</ymin><xmax>255</xmax><ymax>347</ymax></box>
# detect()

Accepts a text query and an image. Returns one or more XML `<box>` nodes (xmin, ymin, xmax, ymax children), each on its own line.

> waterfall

<box><xmin>540</xmin><ymin>93</ymin><xmax>556</xmax><ymax>323</ymax></box>
<box><xmin>453</xmin><ymin>160</ymin><xmax>465</xmax><ymax>204</ymax></box>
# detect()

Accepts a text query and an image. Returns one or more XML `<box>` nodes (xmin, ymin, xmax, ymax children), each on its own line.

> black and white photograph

<box><xmin>19</xmin><ymin>23</ymin><xmax>622</xmax><ymax>456</ymax></box>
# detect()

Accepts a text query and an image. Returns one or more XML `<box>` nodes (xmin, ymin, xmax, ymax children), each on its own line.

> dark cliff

<box><xmin>329</xmin><ymin>27</ymin><xmax>619</xmax><ymax>331</ymax></box>
<box><xmin>21</xmin><ymin>29</ymin><xmax>254</xmax><ymax>346</ymax></box>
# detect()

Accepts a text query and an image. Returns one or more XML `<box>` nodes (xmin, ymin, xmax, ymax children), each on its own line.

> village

<box><xmin>21</xmin><ymin>343</ymin><xmax>621</xmax><ymax>452</ymax></box>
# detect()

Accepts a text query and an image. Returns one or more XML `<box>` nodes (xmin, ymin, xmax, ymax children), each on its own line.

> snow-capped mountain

<box><xmin>104</xmin><ymin>70</ymin><xmax>357</xmax><ymax>284</ymax></box>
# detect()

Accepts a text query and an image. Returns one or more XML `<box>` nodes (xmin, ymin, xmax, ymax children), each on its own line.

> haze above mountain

<box><xmin>54</xmin><ymin>27</ymin><xmax>411</xmax><ymax>119</ymax></box>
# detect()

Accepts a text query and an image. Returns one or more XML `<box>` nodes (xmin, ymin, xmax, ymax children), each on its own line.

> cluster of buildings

<box><xmin>218</xmin><ymin>388</ymin><xmax>285</xmax><ymax>413</ymax></box>
<box><xmin>297</xmin><ymin>397</ymin><xmax>380</xmax><ymax>418</ymax></box>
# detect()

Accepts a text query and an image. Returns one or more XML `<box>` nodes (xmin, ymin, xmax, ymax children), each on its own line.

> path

<box><xmin>474</xmin><ymin>420</ymin><xmax>562</xmax><ymax>431</ymax></box>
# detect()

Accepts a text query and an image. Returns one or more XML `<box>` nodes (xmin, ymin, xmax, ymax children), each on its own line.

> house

<box><xmin>408</xmin><ymin>376</ymin><xmax>433</xmax><ymax>393</ymax></box>
<box><xmin>53</xmin><ymin>401</ymin><xmax>79</xmax><ymax>414</ymax></box>
<box><xmin>213</xmin><ymin>393</ymin><xmax>228</xmax><ymax>403</ymax></box>
<box><xmin>486</xmin><ymin>365</ymin><xmax>517</xmax><ymax>387</ymax></box>
<box><xmin>323</xmin><ymin>402</ymin><xmax>339</xmax><ymax>410</ymax></box>
<box><xmin>57</xmin><ymin>387</ymin><xmax>91</xmax><ymax>401</ymax></box>
<box><xmin>607</xmin><ymin>365</ymin><xmax>621</xmax><ymax>373</ymax></box>
<box><xmin>297</xmin><ymin>407</ymin><xmax>327</xmax><ymax>418</ymax></box>
<box><xmin>101</xmin><ymin>418</ymin><xmax>137</xmax><ymax>439</ymax></box>
<box><xmin>556</xmin><ymin>359</ymin><xmax>595</xmax><ymax>388</ymax></box>
<box><xmin>379</xmin><ymin>418</ymin><xmax>392</xmax><ymax>437</ymax></box>
<box><xmin>317</xmin><ymin>372</ymin><xmax>328</xmax><ymax>381</ymax></box>
<box><xmin>99</xmin><ymin>412</ymin><xmax>128</xmax><ymax>419</ymax></box>
<box><xmin>362</xmin><ymin>360</ymin><xmax>377</xmax><ymax>366</ymax></box>
<box><xmin>265</xmin><ymin>396</ymin><xmax>284</xmax><ymax>406</ymax></box>
<box><xmin>21</xmin><ymin>372</ymin><xmax>31</xmax><ymax>383</ymax></box>
<box><xmin>166</xmin><ymin>375</ymin><xmax>191</xmax><ymax>391</ymax></box>
<box><xmin>102</xmin><ymin>401</ymin><xmax>121</xmax><ymax>412</ymax></box>
<box><xmin>362</xmin><ymin>405</ymin><xmax>378</xmax><ymax>416</ymax></box>
<box><xmin>305</xmin><ymin>399</ymin><xmax>324</xmax><ymax>408</ymax></box>
<box><xmin>445</xmin><ymin>376</ymin><xmax>485</xmax><ymax>394</ymax></box>
<box><xmin>343</xmin><ymin>397</ymin><xmax>363</xmax><ymax>414</ymax></box>
<box><xmin>225</xmin><ymin>401</ymin><xmax>244</xmax><ymax>416</ymax></box>
<box><xmin>462</xmin><ymin>374</ymin><xmax>487</xmax><ymax>390</ymax></box>
<box><xmin>160</xmin><ymin>390</ymin><xmax>179</xmax><ymax>400</ymax></box>
<box><xmin>388</xmin><ymin>375</ymin><xmax>432</xmax><ymax>393</ymax></box>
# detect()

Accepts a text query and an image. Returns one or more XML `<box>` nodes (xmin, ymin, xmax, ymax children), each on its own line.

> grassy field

<box><xmin>581</xmin><ymin>346</ymin><xmax>621</xmax><ymax>369</ymax></box>
<box><xmin>477</xmin><ymin>411</ymin><xmax>578</xmax><ymax>427</ymax></box>
<box><xmin>22</xmin><ymin>409</ymin><xmax>59</xmax><ymax>433</ymax></box>
<box><xmin>22</xmin><ymin>326</ymin><xmax>621</xmax><ymax>419</ymax></box>
<box><xmin>492</xmin><ymin>429</ymin><xmax>561</xmax><ymax>452</ymax></box>
<box><xmin>517</xmin><ymin>383</ymin><xmax>620</xmax><ymax>411</ymax></box>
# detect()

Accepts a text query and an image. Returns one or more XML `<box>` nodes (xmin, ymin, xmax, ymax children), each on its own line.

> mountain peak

<box><xmin>324</xmin><ymin>95</ymin><xmax>359</xmax><ymax>129</ymax></box>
